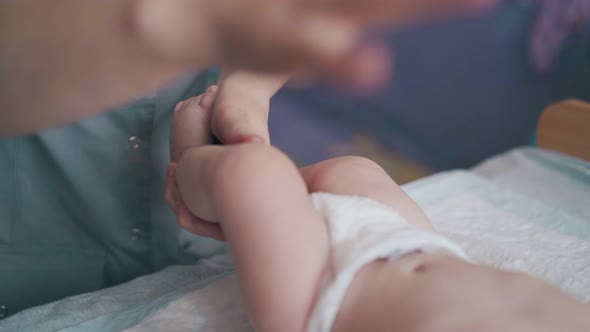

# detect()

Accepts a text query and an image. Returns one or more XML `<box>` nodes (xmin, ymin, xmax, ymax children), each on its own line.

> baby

<box><xmin>166</xmin><ymin>86</ymin><xmax>589</xmax><ymax>332</ymax></box>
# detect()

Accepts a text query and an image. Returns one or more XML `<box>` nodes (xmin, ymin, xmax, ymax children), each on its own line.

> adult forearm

<box><xmin>0</xmin><ymin>0</ymin><xmax>210</xmax><ymax>136</ymax></box>
<box><xmin>1</xmin><ymin>0</ymin><xmax>496</xmax><ymax>136</ymax></box>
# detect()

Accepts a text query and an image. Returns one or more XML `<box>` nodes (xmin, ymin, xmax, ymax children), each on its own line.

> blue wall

<box><xmin>271</xmin><ymin>2</ymin><xmax>590</xmax><ymax>169</ymax></box>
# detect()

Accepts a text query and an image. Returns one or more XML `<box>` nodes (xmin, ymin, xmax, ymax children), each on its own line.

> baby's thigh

<box><xmin>301</xmin><ymin>156</ymin><xmax>432</xmax><ymax>229</ymax></box>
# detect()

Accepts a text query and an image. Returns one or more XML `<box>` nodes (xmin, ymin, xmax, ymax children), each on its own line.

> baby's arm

<box><xmin>171</xmin><ymin>88</ymin><xmax>434</xmax><ymax>332</ymax></box>
<box><xmin>176</xmin><ymin>148</ymin><xmax>434</xmax><ymax>332</ymax></box>
<box><xmin>173</xmin><ymin>92</ymin><xmax>590</xmax><ymax>332</ymax></box>
<box><xmin>175</xmin><ymin>138</ymin><xmax>329</xmax><ymax>331</ymax></box>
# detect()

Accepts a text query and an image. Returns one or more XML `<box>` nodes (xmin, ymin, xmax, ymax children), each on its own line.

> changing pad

<box><xmin>2</xmin><ymin>148</ymin><xmax>589</xmax><ymax>332</ymax></box>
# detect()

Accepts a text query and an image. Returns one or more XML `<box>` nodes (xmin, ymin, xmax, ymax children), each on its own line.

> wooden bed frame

<box><xmin>344</xmin><ymin>98</ymin><xmax>588</xmax><ymax>183</ymax></box>
<box><xmin>537</xmin><ymin>99</ymin><xmax>590</xmax><ymax>162</ymax></box>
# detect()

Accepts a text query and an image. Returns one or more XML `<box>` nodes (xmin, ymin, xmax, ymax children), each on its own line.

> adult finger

<box><xmin>275</xmin><ymin>14</ymin><xmax>391</xmax><ymax>90</ymax></box>
<box><xmin>288</xmin><ymin>0</ymin><xmax>497</xmax><ymax>85</ymax></box>
<box><xmin>303</xmin><ymin>42</ymin><xmax>394</xmax><ymax>91</ymax></box>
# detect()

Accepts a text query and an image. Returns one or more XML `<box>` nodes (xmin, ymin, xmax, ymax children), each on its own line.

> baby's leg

<box><xmin>300</xmin><ymin>156</ymin><xmax>440</xmax><ymax>331</ymax></box>
<box><xmin>176</xmin><ymin>144</ymin><xmax>329</xmax><ymax>332</ymax></box>
<box><xmin>300</xmin><ymin>156</ymin><xmax>432</xmax><ymax>230</ymax></box>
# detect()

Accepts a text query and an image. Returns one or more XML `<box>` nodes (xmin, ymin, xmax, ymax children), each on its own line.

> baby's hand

<box><xmin>170</xmin><ymin>85</ymin><xmax>219</xmax><ymax>163</ymax></box>
<box><xmin>166</xmin><ymin>86</ymin><xmax>226</xmax><ymax>241</ymax></box>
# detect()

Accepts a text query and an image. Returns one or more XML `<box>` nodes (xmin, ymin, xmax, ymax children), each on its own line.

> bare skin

<box><xmin>167</xmin><ymin>89</ymin><xmax>590</xmax><ymax>332</ymax></box>
<box><xmin>335</xmin><ymin>254</ymin><xmax>590</xmax><ymax>332</ymax></box>
<box><xmin>168</xmin><ymin>87</ymin><xmax>431</xmax><ymax>331</ymax></box>
<box><xmin>0</xmin><ymin>0</ymin><xmax>497</xmax><ymax>135</ymax></box>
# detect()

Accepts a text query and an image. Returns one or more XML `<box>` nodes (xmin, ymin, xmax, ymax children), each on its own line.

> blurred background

<box><xmin>269</xmin><ymin>0</ymin><xmax>590</xmax><ymax>183</ymax></box>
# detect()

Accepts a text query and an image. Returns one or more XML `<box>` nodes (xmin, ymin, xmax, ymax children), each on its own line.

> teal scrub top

<box><xmin>0</xmin><ymin>72</ymin><xmax>215</xmax><ymax>319</ymax></box>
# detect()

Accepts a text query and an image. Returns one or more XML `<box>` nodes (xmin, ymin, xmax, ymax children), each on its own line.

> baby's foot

<box><xmin>170</xmin><ymin>85</ymin><xmax>219</xmax><ymax>163</ymax></box>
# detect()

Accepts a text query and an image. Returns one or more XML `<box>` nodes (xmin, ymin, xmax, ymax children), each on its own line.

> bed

<box><xmin>1</xmin><ymin>100</ymin><xmax>589</xmax><ymax>332</ymax></box>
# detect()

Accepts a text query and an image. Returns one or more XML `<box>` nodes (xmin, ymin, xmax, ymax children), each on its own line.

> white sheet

<box><xmin>473</xmin><ymin>147</ymin><xmax>590</xmax><ymax>220</ymax></box>
<box><xmin>3</xmin><ymin>148</ymin><xmax>589</xmax><ymax>332</ymax></box>
<box><xmin>126</xmin><ymin>179</ymin><xmax>590</xmax><ymax>332</ymax></box>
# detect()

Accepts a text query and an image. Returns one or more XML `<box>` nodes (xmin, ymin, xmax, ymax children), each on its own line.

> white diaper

<box><xmin>306</xmin><ymin>193</ymin><xmax>468</xmax><ymax>332</ymax></box>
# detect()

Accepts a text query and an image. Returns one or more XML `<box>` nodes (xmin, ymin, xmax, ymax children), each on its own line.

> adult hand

<box><xmin>0</xmin><ymin>0</ymin><xmax>497</xmax><ymax>136</ymax></box>
<box><xmin>136</xmin><ymin>0</ymin><xmax>497</xmax><ymax>87</ymax></box>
